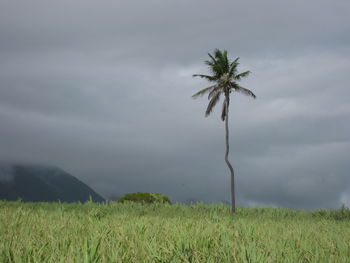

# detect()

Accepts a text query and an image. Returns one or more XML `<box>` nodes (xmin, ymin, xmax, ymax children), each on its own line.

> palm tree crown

<box><xmin>192</xmin><ymin>49</ymin><xmax>256</xmax><ymax>119</ymax></box>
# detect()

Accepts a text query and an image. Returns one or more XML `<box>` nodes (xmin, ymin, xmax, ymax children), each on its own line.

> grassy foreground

<box><xmin>1</xmin><ymin>201</ymin><xmax>350</xmax><ymax>263</ymax></box>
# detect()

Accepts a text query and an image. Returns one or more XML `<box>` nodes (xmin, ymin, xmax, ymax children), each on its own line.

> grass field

<box><xmin>1</xmin><ymin>200</ymin><xmax>350</xmax><ymax>263</ymax></box>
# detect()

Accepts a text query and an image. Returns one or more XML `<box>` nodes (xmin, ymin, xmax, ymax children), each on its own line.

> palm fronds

<box><xmin>235</xmin><ymin>70</ymin><xmax>251</xmax><ymax>80</ymax></box>
<box><xmin>192</xmin><ymin>74</ymin><xmax>217</xmax><ymax>82</ymax></box>
<box><xmin>192</xmin><ymin>85</ymin><xmax>217</xmax><ymax>99</ymax></box>
<box><xmin>205</xmin><ymin>91</ymin><xmax>221</xmax><ymax>117</ymax></box>
<box><xmin>192</xmin><ymin>49</ymin><xmax>255</xmax><ymax>118</ymax></box>
<box><xmin>231</xmin><ymin>83</ymin><xmax>256</xmax><ymax>98</ymax></box>
<box><xmin>228</xmin><ymin>58</ymin><xmax>239</xmax><ymax>76</ymax></box>
<box><xmin>208</xmin><ymin>85</ymin><xmax>223</xmax><ymax>99</ymax></box>
<box><xmin>221</xmin><ymin>99</ymin><xmax>227</xmax><ymax>121</ymax></box>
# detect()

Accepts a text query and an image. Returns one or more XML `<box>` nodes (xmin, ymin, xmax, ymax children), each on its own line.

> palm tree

<box><xmin>192</xmin><ymin>49</ymin><xmax>256</xmax><ymax>214</ymax></box>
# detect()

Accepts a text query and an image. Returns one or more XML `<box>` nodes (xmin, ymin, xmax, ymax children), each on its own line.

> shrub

<box><xmin>331</xmin><ymin>204</ymin><xmax>350</xmax><ymax>220</ymax></box>
<box><xmin>117</xmin><ymin>192</ymin><xmax>172</xmax><ymax>204</ymax></box>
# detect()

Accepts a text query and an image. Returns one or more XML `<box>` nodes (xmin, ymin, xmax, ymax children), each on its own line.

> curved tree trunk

<box><xmin>224</xmin><ymin>94</ymin><xmax>235</xmax><ymax>214</ymax></box>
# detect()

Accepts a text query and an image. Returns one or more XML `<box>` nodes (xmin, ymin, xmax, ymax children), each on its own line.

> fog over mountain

<box><xmin>0</xmin><ymin>0</ymin><xmax>349</xmax><ymax>209</ymax></box>
<box><xmin>0</xmin><ymin>164</ymin><xmax>13</xmax><ymax>183</ymax></box>
<box><xmin>0</xmin><ymin>163</ymin><xmax>104</xmax><ymax>202</ymax></box>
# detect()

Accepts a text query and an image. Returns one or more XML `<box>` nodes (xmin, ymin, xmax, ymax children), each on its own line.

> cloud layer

<box><xmin>1</xmin><ymin>0</ymin><xmax>349</xmax><ymax>209</ymax></box>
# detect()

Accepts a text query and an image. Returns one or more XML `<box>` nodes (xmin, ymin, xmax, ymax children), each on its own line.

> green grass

<box><xmin>1</xmin><ymin>200</ymin><xmax>349</xmax><ymax>262</ymax></box>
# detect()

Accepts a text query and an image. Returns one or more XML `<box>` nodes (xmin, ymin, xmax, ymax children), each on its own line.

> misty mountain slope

<box><xmin>0</xmin><ymin>164</ymin><xmax>105</xmax><ymax>202</ymax></box>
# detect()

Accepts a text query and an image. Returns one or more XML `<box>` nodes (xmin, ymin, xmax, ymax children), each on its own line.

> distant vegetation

<box><xmin>1</xmin><ymin>200</ymin><xmax>350</xmax><ymax>262</ymax></box>
<box><xmin>117</xmin><ymin>192</ymin><xmax>172</xmax><ymax>204</ymax></box>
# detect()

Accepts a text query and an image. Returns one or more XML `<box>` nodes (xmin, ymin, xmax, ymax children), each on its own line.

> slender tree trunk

<box><xmin>224</xmin><ymin>94</ymin><xmax>235</xmax><ymax>214</ymax></box>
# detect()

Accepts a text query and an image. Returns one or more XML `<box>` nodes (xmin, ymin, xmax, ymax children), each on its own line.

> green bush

<box><xmin>117</xmin><ymin>192</ymin><xmax>172</xmax><ymax>204</ymax></box>
<box><xmin>330</xmin><ymin>204</ymin><xmax>350</xmax><ymax>220</ymax></box>
<box><xmin>311</xmin><ymin>204</ymin><xmax>350</xmax><ymax>220</ymax></box>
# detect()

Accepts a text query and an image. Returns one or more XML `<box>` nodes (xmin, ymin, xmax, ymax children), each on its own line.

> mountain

<box><xmin>0</xmin><ymin>164</ymin><xmax>105</xmax><ymax>202</ymax></box>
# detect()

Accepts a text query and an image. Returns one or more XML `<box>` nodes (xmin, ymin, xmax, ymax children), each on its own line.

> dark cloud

<box><xmin>0</xmin><ymin>0</ymin><xmax>349</xmax><ymax>209</ymax></box>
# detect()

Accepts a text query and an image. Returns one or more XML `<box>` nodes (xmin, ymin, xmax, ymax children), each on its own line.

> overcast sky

<box><xmin>1</xmin><ymin>0</ymin><xmax>349</xmax><ymax>209</ymax></box>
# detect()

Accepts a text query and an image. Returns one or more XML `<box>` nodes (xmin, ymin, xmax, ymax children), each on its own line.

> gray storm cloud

<box><xmin>0</xmin><ymin>0</ymin><xmax>349</xmax><ymax>208</ymax></box>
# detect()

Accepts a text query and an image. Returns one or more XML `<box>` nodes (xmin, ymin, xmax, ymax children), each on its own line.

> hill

<box><xmin>0</xmin><ymin>164</ymin><xmax>105</xmax><ymax>202</ymax></box>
